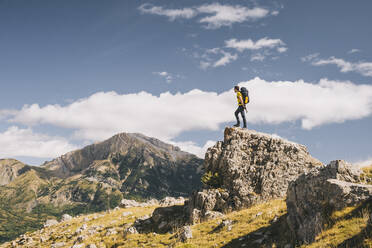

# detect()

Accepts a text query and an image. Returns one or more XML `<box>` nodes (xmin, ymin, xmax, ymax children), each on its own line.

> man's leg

<box><xmin>240</xmin><ymin>106</ymin><xmax>247</xmax><ymax>128</ymax></box>
<box><xmin>234</xmin><ymin>107</ymin><xmax>240</xmax><ymax>127</ymax></box>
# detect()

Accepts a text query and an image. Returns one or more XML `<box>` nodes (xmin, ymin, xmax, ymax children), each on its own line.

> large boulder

<box><xmin>188</xmin><ymin>127</ymin><xmax>322</xmax><ymax>223</ymax></box>
<box><xmin>286</xmin><ymin>160</ymin><xmax>372</xmax><ymax>243</ymax></box>
<box><xmin>134</xmin><ymin>204</ymin><xmax>188</xmax><ymax>233</ymax></box>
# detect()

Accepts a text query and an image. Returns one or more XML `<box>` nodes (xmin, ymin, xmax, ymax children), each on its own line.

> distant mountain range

<box><xmin>0</xmin><ymin>132</ymin><xmax>204</xmax><ymax>243</ymax></box>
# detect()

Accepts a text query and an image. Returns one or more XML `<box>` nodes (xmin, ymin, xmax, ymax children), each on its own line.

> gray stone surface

<box><xmin>286</xmin><ymin>160</ymin><xmax>372</xmax><ymax>243</ymax></box>
<box><xmin>188</xmin><ymin>127</ymin><xmax>322</xmax><ymax>223</ymax></box>
<box><xmin>179</xmin><ymin>226</ymin><xmax>192</xmax><ymax>242</ymax></box>
<box><xmin>44</xmin><ymin>219</ymin><xmax>59</xmax><ymax>227</ymax></box>
<box><xmin>61</xmin><ymin>214</ymin><xmax>73</xmax><ymax>222</ymax></box>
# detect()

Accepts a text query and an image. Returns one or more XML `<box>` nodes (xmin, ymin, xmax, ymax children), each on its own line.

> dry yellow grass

<box><xmin>360</xmin><ymin>164</ymin><xmax>372</xmax><ymax>185</ymax></box>
<box><xmin>1</xmin><ymin>198</ymin><xmax>371</xmax><ymax>248</ymax></box>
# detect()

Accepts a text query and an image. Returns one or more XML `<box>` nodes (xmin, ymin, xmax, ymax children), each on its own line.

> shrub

<box><xmin>201</xmin><ymin>171</ymin><xmax>222</xmax><ymax>188</ymax></box>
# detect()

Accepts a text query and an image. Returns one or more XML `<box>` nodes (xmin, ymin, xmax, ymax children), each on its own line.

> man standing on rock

<box><xmin>233</xmin><ymin>85</ymin><xmax>248</xmax><ymax>128</ymax></box>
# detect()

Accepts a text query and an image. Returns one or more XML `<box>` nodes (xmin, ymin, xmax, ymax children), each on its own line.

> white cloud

<box><xmin>153</xmin><ymin>71</ymin><xmax>173</xmax><ymax>83</ymax></box>
<box><xmin>312</xmin><ymin>57</ymin><xmax>372</xmax><ymax>77</ymax></box>
<box><xmin>251</xmin><ymin>53</ymin><xmax>265</xmax><ymax>62</ymax></box>
<box><xmin>213</xmin><ymin>51</ymin><xmax>238</xmax><ymax>67</ymax></box>
<box><xmin>2</xmin><ymin>77</ymin><xmax>372</xmax><ymax>141</ymax></box>
<box><xmin>225</xmin><ymin>38</ymin><xmax>285</xmax><ymax>52</ymax></box>
<box><xmin>348</xmin><ymin>49</ymin><xmax>360</xmax><ymax>54</ymax></box>
<box><xmin>138</xmin><ymin>4</ymin><xmax>196</xmax><ymax>21</ymax></box>
<box><xmin>301</xmin><ymin>53</ymin><xmax>319</xmax><ymax>62</ymax></box>
<box><xmin>271</xmin><ymin>10</ymin><xmax>280</xmax><ymax>16</ymax></box>
<box><xmin>200</xmin><ymin>49</ymin><xmax>238</xmax><ymax>69</ymax></box>
<box><xmin>353</xmin><ymin>158</ymin><xmax>372</xmax><ymax>169</ymax></box>
<box><xmin>171</xmin><ymin>140</ymin><xmax>216</xmax><ymax>158</ymax></box>
<box><xmin>199</xmin><ymin>37</ymin><xmax>285</xmax><ymax>69</ymax></box>
<box><xmin>0</xmin><ymin>126</ymin><xmax>78</xmax><ymax>158</ymax></box>
<box><xmin>200</xmin><ymin>61</ymin><xmax>211</xmax><ymax>70</ymax></box>
<box><xmin>196</xmin><ymin>4</ymin><xmax>269</xmax><ymax>29</ymax></box>
<box><xmin>139</xmin><ymin>3</ymin><xmax>270</xmax><ymax>29</ymax></box>
<box><xmin>277</xmin><ymin>47</ymin><xmax>288</xmax><ymax>53</ymax></box>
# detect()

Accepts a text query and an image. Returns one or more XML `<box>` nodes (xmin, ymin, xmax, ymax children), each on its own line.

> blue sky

<box><xmin>0</xmin><ymin>0</ymin><xmax>371</xmax><ymax>166</ymax></box>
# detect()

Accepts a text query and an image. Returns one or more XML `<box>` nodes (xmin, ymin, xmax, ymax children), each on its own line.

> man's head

<box><xmin>234</xmin><ymin>85</ymin><xmax>240</xmax><ymax>92</ymax></box>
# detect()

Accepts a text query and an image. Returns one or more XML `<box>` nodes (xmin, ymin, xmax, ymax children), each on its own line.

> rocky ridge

<box><xmin>187</xmin><ymin>127</ymin><xmax>322</xmax><ymax>224</ymax></box>
<box><xmin>0</xmin><ymin>159</ymin><xmax>27</xmax><ymax>185</ymax></box>
<box><xmin>141</xmin><ymin>127</ymin><xmax>322</xmax><ymax>233</ymax></box>
<box><xmin>286</xmin><ymin>160</ymin><xmax>372</xmax><ymax>243</ymax></box>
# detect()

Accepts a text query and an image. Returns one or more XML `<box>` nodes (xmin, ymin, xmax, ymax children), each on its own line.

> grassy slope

<box><xmin>1</xmin><ymin>198</ymin><xmax>371</xmax><ymax>248</ymax></box>
<box><xmin>0</xmin><ymin>169</ymin><xmax>122</xmax><ymax>243</ymax></box>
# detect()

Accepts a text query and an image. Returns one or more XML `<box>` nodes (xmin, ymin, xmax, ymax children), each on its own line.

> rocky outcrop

<box><xmin>0</xmin><ymin>159</ymin><xmax>27</xmax><ymax>185</ymax></box>
<box><xmin>286</xmin><ymin>160</ymin><xmax>372</xmax><ymax>243</ymax></box>
<box><xmin>187</xmin><ymin>127</ymin><xmax>322</xmax><ymax>223</ymax></box>
<box><xmin>142</xmin><ymin>127</ymin><xmax>322</xmax><ymax>232</ymax></box>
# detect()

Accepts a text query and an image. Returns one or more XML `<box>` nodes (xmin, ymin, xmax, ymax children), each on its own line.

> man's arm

<box><xmin>238</xmin><ymin>95</ymin><xmax>246</xmax><ymax>108</ymax></box>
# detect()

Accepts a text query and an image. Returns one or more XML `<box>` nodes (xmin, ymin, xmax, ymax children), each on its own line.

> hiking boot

<box><xmin>233</xmin><ymin>123</ymin><xmax>240</xmax><ymax>127</ymax></box>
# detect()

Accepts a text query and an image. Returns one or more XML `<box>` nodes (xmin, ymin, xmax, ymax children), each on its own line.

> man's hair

<box><xmin>234</xmin><ymin>86</ymin><xmax>240</xmax><ymax>91</ymax></box>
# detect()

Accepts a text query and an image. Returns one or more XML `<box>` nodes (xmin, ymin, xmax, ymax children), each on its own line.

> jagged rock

<box><xmin>188</xmin><ymin>127</ymin><xmax>322</xmax><ymax>223</ymax></box>
<box><xmin>286</xmin><ymin>160</ymin><xmax>372</xmax><ymax>243</ymax></box>
<box><xmin>51</xmin><ymin>242</ymin><xmax>65</xmax><ymax>248</ymax></box>
<box><xmin>120</xmin><ymin>199</ymin><xmax>141</xmax><ymax>208</ymax></box>
<box><xmin>0</xmin><ymin>159</ymin><xmax>27</xmax><ymax>185</ymax></box>
<box><xmin>72</xmin><ymin>244</ymin><xmax>84</xmax><ymax>248</ymax></box>
<box><xmin>159</xmin><ymin>196</ymin><xmax>185</xmax><ymax>206</ymax></box>
<box><xmin>86</xmin><ymin>245</ymin><xmax>97</xmax><ymax>248</ymax></box>
<box><xmin>44</xmin><ymin>219</ymin><xmax>59</xmax><ymax>227</ymax></box>
<box><xmin>179</xmin><ymin>226</ymin><xmax>192</xmax><ymax>242</ymax></box>
<box><xmin>151</xmin><ymin>205</ymin><xmax>188</xmax><ymax>233</ymax></box>
<box><xmin>123</xmin><ymin>226</ymin><xmax>138</xmax><ymax>236</ymax></box>
<box><xmin>61</xmin><ymin>214</ymin><xmax>73</xmax><ymax>222</ymax></box>
<box><xmin>120</xmin><ymin>198</ymin><xmax>160</xmax><ymax>208</ymax></box>
<box><xmin>204</xmin><ymin>210</ymin><xmax>224</xmax><ymax>221</ymax></box>
<box><xmin>140</xmin><ymin>128</ymin><xmax>322</xmax><ymax>232</ymax></box>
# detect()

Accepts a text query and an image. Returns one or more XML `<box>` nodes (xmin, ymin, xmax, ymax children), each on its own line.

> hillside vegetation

<box><xmin>1</xmin><ymin>198</ymin><xmax>371</xmax><ymax>248</ymax></box>
<box><xmin>0</xmin><ymin>133</ymin><xmax>203</xmax><ymax>243</ymax></box>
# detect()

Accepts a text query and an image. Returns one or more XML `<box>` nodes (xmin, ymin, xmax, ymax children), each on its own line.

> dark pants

<box><xmin>235</xmin><ymin>106</ymin><xmax>247</xmax><ymax>128</ymax></box>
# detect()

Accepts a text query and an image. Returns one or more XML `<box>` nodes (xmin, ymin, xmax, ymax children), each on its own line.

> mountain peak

<box><xmin>0</xmin><ymin>159</ymin><xmax>27</xmax><ymax>185</ymax></box>
<box><xmin>42</xmin><ymin>132</ymin><xmax>198</xmax><ymax>178</ymax></box>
